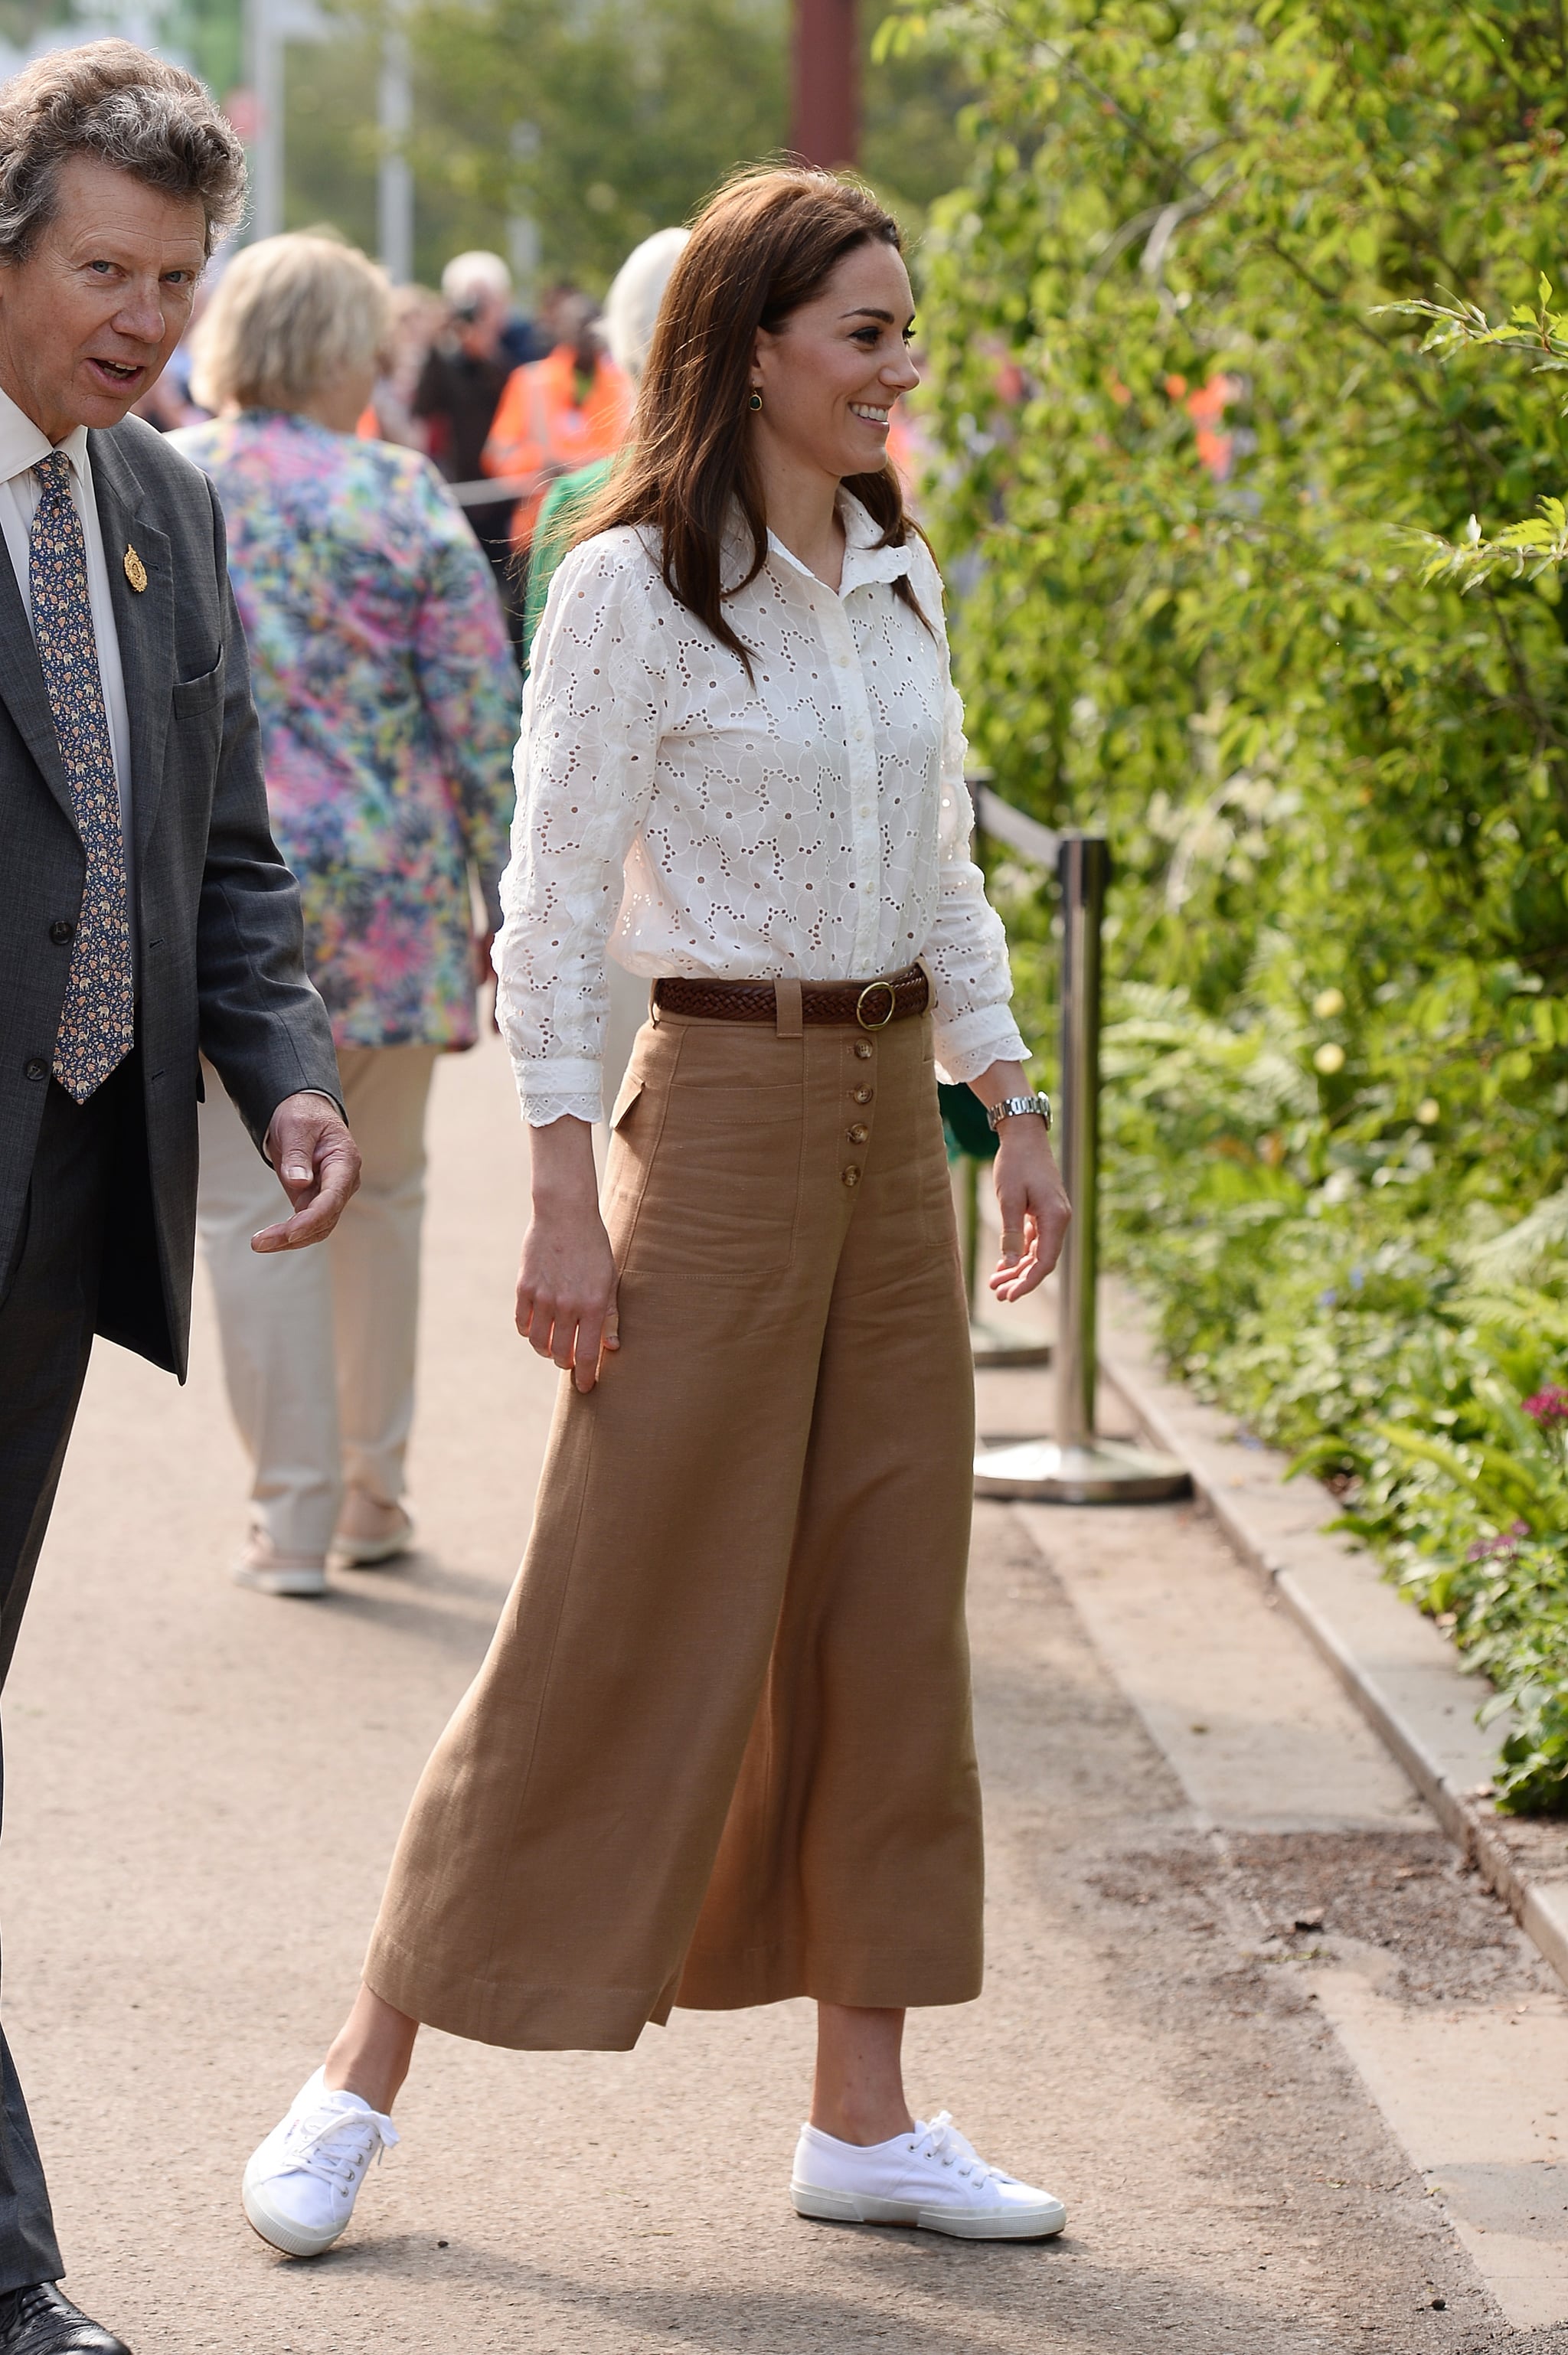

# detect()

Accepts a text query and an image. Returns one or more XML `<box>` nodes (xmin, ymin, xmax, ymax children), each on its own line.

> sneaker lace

<box><xmin>910</xmin><ymin>2112</ymin><xmax>1011</xmax><ymax>2189</ymax></box>
<box><xmin>283</xmin><ymin>2099</ymin><xmax>399</xmax><ymax>2188</ymax></box>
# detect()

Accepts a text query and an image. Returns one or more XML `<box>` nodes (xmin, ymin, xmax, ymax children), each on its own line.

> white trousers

<box><xmin>197</xmin><ymin>1044</ymin><xmax>439</xmax><ymax>1560</ymax></box>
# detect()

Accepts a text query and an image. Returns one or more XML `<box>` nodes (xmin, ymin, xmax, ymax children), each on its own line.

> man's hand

<box><xmin>252</xmin><ymin>1092</ymin><xmax>361</xmax><ymax>1253</ymax></box>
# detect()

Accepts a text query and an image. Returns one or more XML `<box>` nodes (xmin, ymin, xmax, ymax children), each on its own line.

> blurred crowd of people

<box><xmin>135</xmin><ymin>238</ymin><xmax>641</xmax><ymax>646</ymax></box>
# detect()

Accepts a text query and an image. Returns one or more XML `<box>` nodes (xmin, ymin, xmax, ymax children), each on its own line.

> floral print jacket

<box><xmin>172</xmin><ymin>410</ymin><xmax>520</xmax><ymax>1049</ymax></box>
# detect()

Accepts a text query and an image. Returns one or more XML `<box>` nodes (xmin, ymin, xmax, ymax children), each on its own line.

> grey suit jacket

<box><xmin>0</xmin><ymin>412</ymin><xmax>340</xmax><ymax>1379</ymax></box>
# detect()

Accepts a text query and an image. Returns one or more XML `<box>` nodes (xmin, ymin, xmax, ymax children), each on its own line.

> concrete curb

<box><xmin>1094</xmin><ymin>1278</ymin><xmax>1568</xmax><ymax>1993</ymax></box>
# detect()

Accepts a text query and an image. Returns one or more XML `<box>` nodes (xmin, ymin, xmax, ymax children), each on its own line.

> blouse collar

<box><xmin>713</xmin><ymin>488</ymin><xmax>913</xmax><ymax>599</ymax></box>
<box><xmin>839</xmin><ymin>490</ymin><xmax>916</xmax><ymax>591</ymax></box>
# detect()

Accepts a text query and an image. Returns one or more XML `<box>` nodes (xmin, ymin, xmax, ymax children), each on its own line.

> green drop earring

<box><xmin>749</xmin><ymin>388</ymin><xmax>763</xmax><ymax>412</ymax></box>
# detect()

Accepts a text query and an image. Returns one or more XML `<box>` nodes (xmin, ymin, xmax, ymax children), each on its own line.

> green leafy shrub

<box><xmin>1063</xmin><ymin>943</ymin><xmax>1568</xmax><ymax>1810</ymax></box>
<box><xmin>893</xmin><ymin>0</ymin><xmax>1568</xmax><ymax>1801</ymax></box>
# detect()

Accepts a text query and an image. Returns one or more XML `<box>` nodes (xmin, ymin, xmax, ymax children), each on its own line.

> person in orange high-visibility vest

<box><xmin>482</xmin><ymin>292</ymin><xmax>632</xmax><ymax>557</ymax></box>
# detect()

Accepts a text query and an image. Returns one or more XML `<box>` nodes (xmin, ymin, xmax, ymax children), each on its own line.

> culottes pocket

<box><xmin>607</xmin><ymin>1070</ymin><xmax>802</xmax><ymax>1282</ymax></box>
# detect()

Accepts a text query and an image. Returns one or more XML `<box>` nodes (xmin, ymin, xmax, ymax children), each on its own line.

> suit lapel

<box><xmin>0</xmin><ymin>498</ymin><xmax>73</xmax><ymax>827</ymax></box>
<box><xmin>90</xmin><ymin>426</ymin><xmax>172</xmax><ymax>857</ymax></box>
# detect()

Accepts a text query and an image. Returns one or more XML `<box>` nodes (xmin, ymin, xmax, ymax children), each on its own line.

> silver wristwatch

<box><xmin>985</xmin><ymin>1093</ymin><xmax>1052</xmax><ymax>1133</ymax></box>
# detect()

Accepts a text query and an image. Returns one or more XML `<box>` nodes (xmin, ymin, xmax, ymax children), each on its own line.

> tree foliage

<box><xmin>291</xmin><ymin>0</ymin><xmax>974</xmax><ymax>291</ymax></box>
<box><xmin>893</xmin><ymin>0</ymin><xmax>1568</xmax><ymax>1207</ymax></box>
<box><xmin>402</xmin><ymin>0</ymin><xmax>787</xmax><ymax>287</ymax></box>
<box><xmin>1397</xmin><ymin>277</ymin><xmax>1568</xmax><ymax>588</ymax></box>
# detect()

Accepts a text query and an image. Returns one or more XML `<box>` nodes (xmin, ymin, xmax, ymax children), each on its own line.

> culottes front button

<box><xmin>841</xmin><ymin>1165</ymin><xmax>861</xmax><ymax>1187</ymax></box>
<box><xmin>851</xmin><ymin>1084</ymin><xmax>874</xmax><ymax>1104</ymax></box>
<box><xmin>847</xmin><ymin>1123</ymin><xmax>869</xmax><ymax>1145</ymax></box>
<box><xmin>853</xmin><ymin>1039</ymin><xmax>874</xmax><ymax>1060</ymax></box>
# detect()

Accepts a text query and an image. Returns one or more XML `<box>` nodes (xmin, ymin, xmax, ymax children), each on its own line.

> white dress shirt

<box><xmin>0</xmin><ymin>382</ymin><xmax>135</xmax><ymax>907</ymax></box>
<box><xmin>496</xmin><ymin>494</ymin><xmax>1028</xmax><ymax>1126</ymax></box>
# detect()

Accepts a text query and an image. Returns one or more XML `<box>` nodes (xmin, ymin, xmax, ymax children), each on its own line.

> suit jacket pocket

<box><xmin>172</xmin><ymin>657</ymin><xmax>224</xmax><ymax>717</ymax></box>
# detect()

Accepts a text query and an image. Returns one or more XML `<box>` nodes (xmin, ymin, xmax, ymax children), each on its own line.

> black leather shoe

<box><xmin>0</xmin><ymin>2284</ymin><xmax>130</xmax><ymax>2353</ymax></box>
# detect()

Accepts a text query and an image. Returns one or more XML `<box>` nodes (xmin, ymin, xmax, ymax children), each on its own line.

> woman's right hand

<box><xmin>516</xmin><ymin>1116</ymin><xmax>620</xmax><ymax>1393</ymax></box>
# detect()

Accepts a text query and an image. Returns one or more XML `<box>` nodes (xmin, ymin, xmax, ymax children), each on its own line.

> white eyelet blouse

<box><xmin>494</xmin><ymin>492</ymin><xmax>1028</xmax><ymax>1126</ymax></box>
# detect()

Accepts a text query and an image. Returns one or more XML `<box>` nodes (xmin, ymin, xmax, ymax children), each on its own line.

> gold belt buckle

<box><xmin>855</xmin><ymin>978</ymin><xmax>897</xmax><ymax>1031</ymax></box>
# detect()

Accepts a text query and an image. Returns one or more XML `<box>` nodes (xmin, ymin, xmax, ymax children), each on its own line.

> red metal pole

<box><xmin>792</xmin><ymin>0</ymin><xmax>859</xmax><ymax>168</ymax></box>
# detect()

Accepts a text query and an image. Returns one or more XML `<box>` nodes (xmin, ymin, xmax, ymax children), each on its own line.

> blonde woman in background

<box><xmin>172</xmin><ymin>235</ymin><xmax>520</xmax><ymax>1596</ymax></box>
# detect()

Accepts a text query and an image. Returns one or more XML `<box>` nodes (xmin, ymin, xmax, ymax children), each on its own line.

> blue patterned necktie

<box><xmin>30</xmin><ymin>449</ymin><xmax>134</xmax><ymax>1102</ymax></box>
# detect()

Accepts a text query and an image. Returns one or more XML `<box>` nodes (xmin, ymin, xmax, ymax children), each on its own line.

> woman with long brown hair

<box><xmin>242</xmin><ymin>165</ymin><xmax>1071</xmax><ymax>2253</ymax></box>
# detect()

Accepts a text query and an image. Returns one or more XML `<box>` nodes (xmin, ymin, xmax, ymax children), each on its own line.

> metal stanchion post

<box><xmin>1055</xmin><ymin>831</ymin><xmax>1103</xmax><ymax>1449</ymax></box>
<box><xmin>974</xmin><ymin>834</ymin><xmax>1189</xmax><ymax>1503</ymax></box>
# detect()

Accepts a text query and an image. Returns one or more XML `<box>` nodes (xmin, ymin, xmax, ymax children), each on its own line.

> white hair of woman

<box><xmin>602</xmin><ymin>225</ymin><xmax>689</xmax><ymax>383</ymax></box>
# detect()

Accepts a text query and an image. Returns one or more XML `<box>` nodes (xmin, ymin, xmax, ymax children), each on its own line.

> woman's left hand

<box><xmin>988</xmin><ymin>1117</ymin><xmax>1071</xmax><ymax>1302</ymax></box>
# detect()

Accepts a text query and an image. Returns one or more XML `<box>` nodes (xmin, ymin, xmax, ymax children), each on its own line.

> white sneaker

<box><xmin>331</xmin><ymin>1491</ymin><xmax>416</xmax><ymax>1569</ymax></box>
<box><xmin>233</xmin><ymin>1533</ymin><xmax>328</xmax><ymax>1599</ymax></box>
<box><xmin>791</xmin><ymin>2112</ymin><xmax>1067</xmax><ymax>2240</ymax></box>
<box><xmin>242</xmin><ymin>2067</ymin><xmax>398</xmax><ymax>2255</ymax></box>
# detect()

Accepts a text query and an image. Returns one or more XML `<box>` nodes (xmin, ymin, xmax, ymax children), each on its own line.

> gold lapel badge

<box><xmin>122</xmin><ymin>543</ymin><xmax>148</xmax><ymax>593</ymax></box>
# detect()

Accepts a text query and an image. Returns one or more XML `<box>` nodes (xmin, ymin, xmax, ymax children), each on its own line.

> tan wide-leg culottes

<box><xmin>364</xmin><ymin>995</ymin><xmax>983</xmax><ymax>2051</ymax></box>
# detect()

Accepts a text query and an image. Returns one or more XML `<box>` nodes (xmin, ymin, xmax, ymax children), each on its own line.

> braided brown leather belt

<box><xmin>653</xmin><ymin>963</ymin><xmax>929</xmax><ymax>1029</ymax></box>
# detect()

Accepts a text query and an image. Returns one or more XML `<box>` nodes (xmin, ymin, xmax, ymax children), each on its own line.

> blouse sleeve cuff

<box><xmin>932</xmin><ymin>1003</ymin><xmax>1030</xmax><ymax>1086</ymax></box>
<box><xmin>513</xmin><ymin>1056</ymin><xmax>603</xmax><ymax>1129</ymax></box>
<box><xmin>519</xmin><ymin>1092</ymin><xmax>605</xmax><ymax>1130</ymax></box>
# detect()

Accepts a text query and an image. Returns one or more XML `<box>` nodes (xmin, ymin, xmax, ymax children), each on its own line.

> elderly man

<box><xmin>412</xmin><ymin>251</ymin><xmax>525</xmax><ymax>627</ymax></box>
<box><xmin>0</xmin><ymin>42</ymin><xmax>355</xmax><ymax>2354</ymax></box>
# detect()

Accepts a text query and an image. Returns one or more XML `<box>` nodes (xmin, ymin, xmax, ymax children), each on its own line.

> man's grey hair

<box><xmin>0</xmin><ymin>39</ymin><xmax>247</xmax><ymax>266</ymax></box>
<box><xmin>441</xmin><ymin>248</ymin><xmax>511</xmax><ymax>307</ymax></box>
